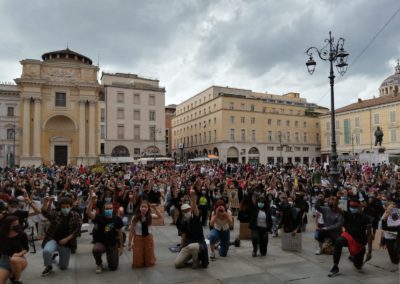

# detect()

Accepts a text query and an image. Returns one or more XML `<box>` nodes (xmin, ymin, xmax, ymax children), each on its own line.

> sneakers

<box><xmin>315</xmin><ymin>248</ymin><xmax>322</xmax><ymax>255</ymax></box>
<box><xmin>96</xmin><ymin>264</ymin><xmax>103</xmax><ymax>274</ymax></box>
<box><xmin>328</xmin><ymin>265</ymin><xmax>339</xmax><ymax>277</ymax></box>
<box><xmin>210</xmin><ymin>252</ymin><xmax>216</xmax><ymax>261</ymax></box>
<box><xmin>42</xmin><ymin>265</ymin><xmax>53</xmax><ymax>277</ymax></box>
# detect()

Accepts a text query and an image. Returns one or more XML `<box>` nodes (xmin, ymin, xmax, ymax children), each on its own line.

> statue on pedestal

<box><xmin>374</xmin><ymin>126</ymin><xmax>383</xmax><ymax>147</ymax></box>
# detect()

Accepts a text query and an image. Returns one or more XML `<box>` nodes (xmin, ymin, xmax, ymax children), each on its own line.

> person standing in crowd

<box><xmin>208</xmin><ymin>199</ymin><xmax>233</xmax><ymax>260</ymax></box>
<box><xmin>129</xmin><ymin>200</ymin><xmax>162</xmax><ymax>268</ymax></box>
<box><xmin>175</xmin><ymin>189</ymin><xmax>208</xmax><ymax>269</ymax></box>
<box><xmin>197</xmin><ymin>186</ymin><xmax>210</xmax><ymax>226</ymax></box>
<box><xmin>86</xmin><ymin>195</ymin><xmax>124</xmax><ymax>273</ymax></box>
<box><xmin>249</xmin><ymin>196</ymin><xmax>273</xmax><ymax>257</ymax></box>
<box><xmin>314</xmin><ymin>196</ymin><xmax>344</xmax><ymax>255</ymax></box>
<box><xmin>380</xmin><ymin>202</ymin><xmax>400</xmax><ymax>264</ymax></box>
<box><xmin>0</xmin><ymin>215</ymin><xmax>29</xmax><ymax>284</ymax></box>
<box><xmin>328</xmin><ymin>198</ymin><xmax>372</xmax><ymax>277</ymax></box>
<box><xmin>41</xmin><ymin>197</ymin><xmax>81</xmax><ymax>277</ymax></box>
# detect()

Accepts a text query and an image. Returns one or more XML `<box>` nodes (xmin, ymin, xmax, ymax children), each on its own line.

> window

<box><xmin>149</xmin><ymin>111</ymin><xmax>156</xmax><ymax>121</ymax></box>
<box><xmin>241</xmin><ymin>103</ymin><xmax>245</xmax><ymax>110</ymax></box>
<box><xmin>100</xmin><ymin>108</ymin><xmax>105</xmax><ymax>123</ymax></box>
<box><xmin>117</xmin><ymin>92</ymin><xmax>124</xmax><ymax>103</ymax></box>
<box><xmin>134</xmin><ymin>148</ymin><xmax>141</xmax><ymax>155</ymax></box>
<box><xmin>326</xmin><ymin>134</ymin><xmax>331</xmax><ymax>146</ymax></box>
<box><xmin>304</xmin><ymin>132</ymin><xmax>308</xmax><ymax>143</ymax></box>
<box><xmin>355</xmin><ymin>117</ymin><xmax>360</xmax><ymax>128</ymax></box>
<box><xmin>267</xmin><ymin>146</ymin><xmax>274</xmax><ymax>151</ymax></box>
<box><xmin>268</xmin><ymin>131</ymin><xmax>272</xmax><ymax>142</ymax></box>
<box><xmin>302</xmin><ymin>147</ymin><xmax>309</xmax><ymax>152</ymax></box>
<box><xmin>100</xmin><ymin>143</ymin><xmax>105</xmax><ymax>154</ymax></box>
<box><xmin>374</xmin><ymin>113</ymin><xmax>380</xmax><ymax>125</ymax></box>
<box><xmin>251</xmin><ymin>130</ymin><xmax>256</xmax><ymax>142</ymax></box>
<box><xmin>100</xmin><ymin>125</ymin><xmax>105</xmax><ymax>139</ymax></box>
<box><xmin>263</xmin><ymin>107</ymin><xmax>267</xmax><ymax>113</ymax></box>
<box><xmin>251</xmin><ymin>117</ymin><xmax>255</xmax><ymax>124</ymax></box>
<box><xmin>286</xmin><ymin>120</ymin><xmax>290</xmax><ymax>127</ymax></box>
<box><xmin>391</xmin><ymin>129</ymin><xmax>397</xmax><ymax>142</ymax></box>
<box><xmin>214</xmin><ymin>130</ymin><xmax>217</xmax><ymax>142</ymax></box>
<box><xmin>241</xmin><ymin>129</ymin><xmax>246</xmax><ymax>141</ymax></box>
<box><xmin>267</xmin><ymin>119</ymin><xmax>272</xmax><ymax>125</ymax></box>
<box><xmin>117</xmin><ymin>125</ymin><xmax>124</xmax><ymax>139</ymax></box>
<box><xmin>326</xmin><ymin>121</ymin><xmax>331</xmax><ymax>131</ymax></box>
<box><xmin>286</xmin><ymin>132</ymin><xmax>290</xmax><ymax>142</ymax></box>
<box><xmin>133</xmin><ymin>94</ymin><xmax>140</xmax><ymax>104</ymax></box>
<box><xmin>149</xmin><ymin>95</ymin><xmax>156</xmax><ymax>106</ymax></box>
<box><xmin>134</xmin><ymin>110</ymin><xmax>140</xmax><ymax>120</ymax></box>
<box><xmin>295</xmin><ymin>121</ymin><xmax>299</xmax><ymax>127</ymax></box>
<box><xmin>229</xmin><ymin>102</ymin><xmax>234</xmax><ymax>110</ymax></box>
<box><xmin>295</xmin><ymin>132</ymin><xmax>299</xmax><ymax>143</ymax></box>
<box><xmin>344</xmin><ymin>119</ymin><xmax>351</xmax><ymax>144</ymax></box>
<box><xmin>250</xmin><ymin>104</ymin><xmax>255</xmax><ymax>112</ymax></box>
<box><xmin>134</xmin><ymin>125</ymin><xmax>140</xmax><ymax>140</ymax></box>
<box><xmin>230</xmin><ymin>116</ymin><xmax>235</xmax><ymax>124</ymax></box>
<box><xmin>6</xmin><ymin>129</ymin><xmax>14</xmax><ymax>140</ymax></box>
<box><xmin>277</xmin><ymin>120</ymin><xmax>281</xmax><ymax>126</ymax></box>
<box><xmin>208</xmin><ymin>131</ymin><xmax>211</xmax><ymax>143</ymax></box>
<box><xmin>214</xmin><ymin>117</ymin><xmax>217</xmax><ymax>124</ymax></box>
<box><xmin>240</xmin><ymin>117</ymin><xmax>245</xmax><ymax>124</ymax></box>
<box><xmin>230</xmin><ymin>129</ymin><xmax>235</xmax><ymax>141</ymax></box>
<box><xmin>55</xmin><ymin>92</ymin><xmax>66</xmax><ymax>107</ymax></box>
<box><xmin>149</xmin><ymin>126</ymin><xmax>156</xmax><ymax>140</ymax></box>
<box><xmin>117</xmin><ymin>108</ymin><xmax>124</xmax><ymax>119</ymax></box>
<box><xmin>7</xmin><ymin>107</ymin><xmax>14</xmax><ymax>117</ymax></box>
<box><xmin>303</xmin><ymin>121</ymin><xmax>307</xmax><ymax>128</ymax></box>
<box><xmin>316</xmin><ymin>133</ymin><xmax>320</xmax><ymax>143</ymax></box>
<box><xmin>335</xmin><ymin>120</ymin><xmax>339</xmax><ymax>130</ymax></box>
<box><xmin>355</xmin><ymin>133</ymin><xmax>360</xmax><ymax>145</ymax></box>
<box><xmin>390</xmin><ymin>111</ymin><xmax>396</xmax><ymax>123</ymax></box>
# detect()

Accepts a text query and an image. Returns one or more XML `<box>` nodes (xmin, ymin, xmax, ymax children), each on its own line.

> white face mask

<box><xmin>183</xmin><ymin>212</ymin><xmax>191</xmax><ymax>220</ymax></box>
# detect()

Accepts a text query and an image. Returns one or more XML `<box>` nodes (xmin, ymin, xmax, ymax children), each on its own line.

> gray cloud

<box><xmin>0</xmin><ymin>0</ymin><xmax>399</xmax><ymax>108</ymax></box>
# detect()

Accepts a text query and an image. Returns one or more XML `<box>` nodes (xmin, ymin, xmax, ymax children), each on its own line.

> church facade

<box><xmin>15</xmin><ymin>49</ymin><xmax>100</xmax><ymax>166</ymax></box>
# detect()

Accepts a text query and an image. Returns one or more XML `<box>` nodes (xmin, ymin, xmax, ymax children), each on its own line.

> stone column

<box><xmin>88</xmin><ymin>101</ymin><xmax>96</xmax><ymax>156</ymax></box>
<box><xmin>33</xmin><ymin>98</ymin><xmax>41</xmax><ymax>157</ymax></box>
<box><xmin>22</xmin><ymin>98</ymin><xmax>31</xmax><ymax>157</ymax></box>
<box><xmin>79</xmin><ymin>100</ymin><xmax>86</xmax><ymax>157</ymax></box>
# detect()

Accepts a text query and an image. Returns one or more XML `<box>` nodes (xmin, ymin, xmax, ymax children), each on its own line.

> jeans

<box><xmin>209</xmin><ymin>228</ymin><xmax>230</xmax><ymax>257</ymax></box>
<box><xmin>92</xmin><ymin>243</ymin><xmax>119</xmax><ymax>270</ymax></box>
<box><xmin>43</xmin><ymin>240</ymin><xmax>71</xmax><ymax>270</ymax></box>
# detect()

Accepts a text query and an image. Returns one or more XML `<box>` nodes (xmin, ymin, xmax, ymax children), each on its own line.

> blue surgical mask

<box><xmin>104</xmin><ymin>209</ymin><xmax>113</xmax><ymax>218</ymax></box>
<box><xmin>349</xmin><ymin>207</ymin><xmax>358</xmax><ymax>213</ymax></box>
<box><xmin>61</xmin><ymin>208</ymin><xmax>71</xmax><ymax>216</ymax></box>
<box><xmin>257</xmin><ymin>202</ymin><xmax>265</xmax><ymax>209</ymax></box>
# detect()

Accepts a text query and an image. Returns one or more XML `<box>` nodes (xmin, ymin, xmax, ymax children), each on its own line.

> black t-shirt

<box><xmin>343</xmin><ymin>211</ymin><xmax>372</xmax><ymax>245</ymax></box>
<box><xmin>179</xmin><ymin>215</ymin><xmax>204</xmax><ymax>244</ymax></box>
<box><xmin>53</xmin><ymin>215</ymin><xmax>71</xmax><ymax>242</ymax></box>
<box><xmin>0</xmin><ymin>233</ymin><xmax>29</xmax><ymax>257</ymax></box>
<box><xmin>93</xmin><ymin>215</ymin><xmax>123</xmax><ymax>246</ymax></box>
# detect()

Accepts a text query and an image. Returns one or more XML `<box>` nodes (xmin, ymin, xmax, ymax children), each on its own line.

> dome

<box><xmin>41</xmin><ymin>48</ymin><xmax>93</xmax><ymax>65</ymax></box>
<box><xmin>379</xmin><ymin>60</ymin><xmax>400</xmax><ymax>96</ymax></box>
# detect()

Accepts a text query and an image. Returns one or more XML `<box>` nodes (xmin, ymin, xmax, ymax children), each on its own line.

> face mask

<box><xmin>288</xmin><ymin>201</ymin><xmax>293</xmax><ymax>206</ymax></box>
<box><xmin>61</xmin><ymin>208</ymin><xmax>71</xmax><ymax>216</ymax></box>
<box><xmin>11</xmin><ymin>224</ymin><xmax>21</xmax><ymax>232</ymax></box>
<box><xmin>105</xmin><ymin>197</ymin><xmax>112</xmax><ymax>203</ymax></box>
<box><xmin>257</xmin><ymin>202</ymin><xmax>265</xmax><ymax>209</ymax></box>
<box><xmin>104</xmin><ymin>209</ymin><xmax>113</xmax><ymax>218</ymax></box>
<box><xmin>181</xmin><ymin>188</ymin><xmax>185</xmax><ymax>193</ymax></box>
<box><xmin>183</xmin><ymin>212</ymin><xmax>191</xmax><ymax>219</ymax></box>
<box><xmin>381</xmin><ymin>200</ymin><xmax>387</xmax><ymax>206</ymax></box>
<box><xmin>349</xmin><ymin>207</ymin><xmax>358</xmax><ymax>214</ymax></box>
<box><xmin>202</xmin><ymin>191</ymin><xmax>206</xmax><ymax>195</ymax></box>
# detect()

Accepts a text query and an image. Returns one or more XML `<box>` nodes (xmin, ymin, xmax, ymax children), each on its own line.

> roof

<box><xmin>330</xmin><ymin>95</ymin><xmax>400</xmax><ymax>114</ymax></box>
<box><xmin>380</xmin><ymin>60</ymin><xmax>400</xmax><ymax>89</ymax></box>
<box><xmin>42</xmin><ymin>48</ymin><xmax>93</xmax><ymax>65</ymax></box>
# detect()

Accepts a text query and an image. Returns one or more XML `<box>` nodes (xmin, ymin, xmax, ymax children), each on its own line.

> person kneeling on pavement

<box><xmin>86</xmin><ymin>195</ymin><xmax>124</xmax><ymax>273</ymax></box>
<box><xmin>209</xmin><ymin>199</ymin><xmax>233</xmax><ymax>260</ymax></box>
<box><xmin>174</xmin><ymin>189</ymin><xmax>208</xmax><ymax>269</ymax></box>
<box><xmin>41</xmin><ymin>197</ymin><xmax>81</xmax><ymax>277</ymax></box>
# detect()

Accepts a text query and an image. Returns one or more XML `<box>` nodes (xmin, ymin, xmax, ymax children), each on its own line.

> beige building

<box><xmin>0</xmin><ymin>83</ymin><xmax>20</xmax><ymax>167</ymax></box>
<box><xmin>15</xmin><ymin>49</ymin><xmax>101</xmax><ymax>166</ymax></box>
<box><xmin>172</xmin><ymin>86</ymin><xmax>327</xmax><ymax>164</ymax></box>
<box><xmin>319</xmin><ymin>61</ymin><xmax>400</xmax><ymax>162</ymax></box>
<box><xmin>101</xmin><ymin>73</ymin><xmax>166</xmax><ymax>160</ymax></box>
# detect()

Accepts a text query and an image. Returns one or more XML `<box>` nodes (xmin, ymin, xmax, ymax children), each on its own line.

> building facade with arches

<box><xmin>171</xmin><ymin>86</ymin><xmax>327</xmax><ymax>165</ymax></box>
<box><xmin>15</xmin><ymin>49</ymin><xmax>100</xmax><ymax>166</ymax></box>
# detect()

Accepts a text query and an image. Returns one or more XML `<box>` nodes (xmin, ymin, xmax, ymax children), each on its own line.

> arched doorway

<box><xmin>248</xmin><ymin>147</ymin><xmax>260</xmax><ymax>165</ymax></box>
<box><xmin>213</xmin><ymin>147</ymin><xmax>219</xmax><ymax>156</ymax></box>
<box><xmin>144</xmin><ymin>146</ymin><xmax>160</xmax><ymax>157</ymax></box>
<box><xmin>44</xmin><ymin>115</ymin><xmax>77</xmax><ymax>165</ymax></box>
<box><xmin>227</xmin><ymin>147</ymin><xmax>239</xmax><ymax>163</ymax></box>
<box><xmin>111</xmin><ymin>145</ymin><xmax>130</xmax><ymax>157</ymax></box>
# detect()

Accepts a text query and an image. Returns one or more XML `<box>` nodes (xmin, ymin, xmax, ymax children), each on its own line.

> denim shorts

<box><xmin>0</xmin><ymin>255</ymin><xmax>11</xmax><ymax>272</ymax></box>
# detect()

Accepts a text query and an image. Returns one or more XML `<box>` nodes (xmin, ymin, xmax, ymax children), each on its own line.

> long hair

<box><xmin>132</xmin><ymin>200</ymin><xmax>152</xmax><ymax>226</ymax></box>
<box><xmin>0</xmin><ymin>215</ymin><xmax>18</xmax><ymax>241</ymax></box>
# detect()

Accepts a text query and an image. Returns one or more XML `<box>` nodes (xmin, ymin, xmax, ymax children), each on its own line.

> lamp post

<box><xmin>305</xmin><ymin>31</ymin><xmax>349</xmax><ymax>186</ymax></box>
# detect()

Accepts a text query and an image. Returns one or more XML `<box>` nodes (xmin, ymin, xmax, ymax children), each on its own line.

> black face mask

<box><xmin>11</xmin><ymin>225</ymin><xmax>21</xmax><ymax>232</ymax></box>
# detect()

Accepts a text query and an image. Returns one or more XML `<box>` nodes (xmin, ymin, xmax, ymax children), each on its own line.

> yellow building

<box><xmin>172</xmin><ymin>86</ymin><xmax>328</xmax><ymax>164</ymax></box>
<box><xmin>319</xmin><ymin>61</ymin><xmax>400</xmax><ymax>162</ymax></box>
<box><xmin>15</xmin><ymin>49</ymin><xmax>100</xmax><ymax>166</ymax></box>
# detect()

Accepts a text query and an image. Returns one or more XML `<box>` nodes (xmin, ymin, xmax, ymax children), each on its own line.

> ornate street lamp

<box><xmin>305</xmin><ymin>31</ymin><xmax>349</xmax><ymax>186</ymax></box>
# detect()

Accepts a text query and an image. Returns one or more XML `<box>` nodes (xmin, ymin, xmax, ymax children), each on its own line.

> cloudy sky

<box><xmin>0</xmin><ymin>0</ymin><xmax>399</xmax><ymax>108</ymax></box>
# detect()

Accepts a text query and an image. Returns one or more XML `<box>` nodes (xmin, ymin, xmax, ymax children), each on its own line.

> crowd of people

<box><xmin>0</xmin><ymin>160</ymin><xmax>398</xmax><ymax>283</ymax></box>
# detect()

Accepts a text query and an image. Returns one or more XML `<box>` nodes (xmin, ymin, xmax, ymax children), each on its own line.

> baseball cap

<box><xmin>181</xmin><ymin>203</ymin><xmax>191</xmax><ymax>211</ymax></box>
